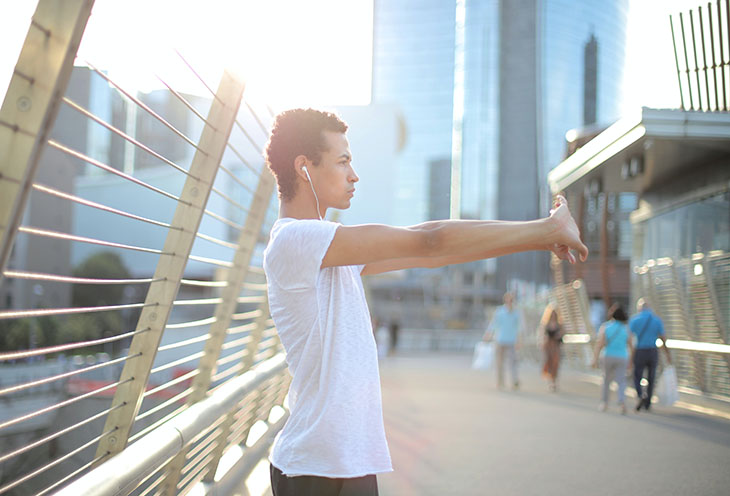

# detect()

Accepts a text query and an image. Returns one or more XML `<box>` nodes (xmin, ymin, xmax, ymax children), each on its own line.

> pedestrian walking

<box><xmin>483</xmin><ymin>292</ymin><xmax>522</xmax><ymax>390</ymax></box>
<box><xmin>540</xmin><ymin>304</ymin><xmax>563</xmax><ymax>392</ymax></box>
<box><xmin>630</xmin><ymin>298</ymin><xmax>672</xmax><ymax>412</ymax></box>
<box><xmin>262</xmin><ymin>108</ymin><xmax>587</xmax><ymax>495</ymax></box>
<box><xmin>592</xmin><ymin>304</ymin><xmax>633</xmax><ymax>414</ymax></box>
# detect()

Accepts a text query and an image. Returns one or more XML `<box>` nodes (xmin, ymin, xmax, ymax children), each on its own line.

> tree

<box><xmin>0</xmin><ymin>252</ymin><xmax>132</xmax><ymax>354</ymax></box>
<box><xmin>72</xmin><ymin>252</ymin><xmax>131</xmax><ymax>307</ymax></box>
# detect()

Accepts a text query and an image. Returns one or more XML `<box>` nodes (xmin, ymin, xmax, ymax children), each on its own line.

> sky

<box><xmin>622</xmin><ymin>0</ymin><xmax>689</xmax><ymax>111</ymax></box>
<box><xmin>0</xmin><ymin>0</ymin><xmax>374</xmax><ymax>109</ymax></box>
<box><xmin>0</xmin><ymin>0</ymin><xmax>707</xmax><ymax>114</ymax></box>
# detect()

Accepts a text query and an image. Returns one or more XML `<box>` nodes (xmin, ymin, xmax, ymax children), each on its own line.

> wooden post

<box><xmin>94</xmin><ymin>71</ymin><xmax>245</xmax><ymax>461</ymax></box>
<box><xmin>161</xmin><ymin>168</ymin><xmax>275</xmax><ymax>491</ymax></box>
<box><xmin>0</xmin><ymin>0</ymin><xmax>95</xmax><ymax>281</ymax></box>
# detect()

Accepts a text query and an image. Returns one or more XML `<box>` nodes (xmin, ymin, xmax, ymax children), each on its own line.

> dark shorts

<box><xmin>270</xmin><ymin>464</ymin><xmax>379</xmax><ymax>496</ymax></box>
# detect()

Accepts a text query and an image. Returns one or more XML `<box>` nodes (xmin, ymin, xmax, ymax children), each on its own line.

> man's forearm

<box><xmin>334</xmin><ymin>195</ymin><xmax>586</xmax><ymax>272</ymax></box>
<box><xmin>414</xmin><ymin>218</ymin><xmax>552</xmax><ymax>259</ymax></box>
<box><xmin>361</xmin><ymin>219</ymin><xmax>552</xmax><ymax>275</ymax></box>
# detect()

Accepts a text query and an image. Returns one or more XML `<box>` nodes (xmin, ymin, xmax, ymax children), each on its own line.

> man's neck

<box><xmin>280</xmin><ymin>198</ymin><xmax>325</xmax><ymax>220</ymax></box>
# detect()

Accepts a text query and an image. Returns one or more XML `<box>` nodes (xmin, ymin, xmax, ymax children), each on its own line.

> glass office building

<box><xmin>460</xmin><ymin>0</ymin><xmax>499</xmax><ymax>221</ymax></box>
<box><xmin>373</xmin><ymin>0</ymin><xmax>628</xmax><ymax>228</ymax></box>
<box><xmin>372</xmin><ymin>0</ymin><xmax>456</xmax><ymax>226</ymax></box>
<box><xmin>460</xmin><ymin>0</ymin><xmax>629</xmax><ymax>223</ymax></box>
<box><xmin>370</xmin><ymin>0</ymin><xmax>629</xmax><ymax>306</ymax></box>
<box><xmin>541</xmin><ymin>0</ymin><xmax>629</xmax><ymax>177</ymax></box>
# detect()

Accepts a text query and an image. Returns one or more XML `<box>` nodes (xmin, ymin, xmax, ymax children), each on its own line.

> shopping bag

<box><xmin>659</xmin><ymin>365</ymin><xmax>679</xmax><ymax>406</ymax></box>
<box><xmin>472</xmin><ymin>341</ymin><xmax>494</xmax><ymax>370</ymax></box>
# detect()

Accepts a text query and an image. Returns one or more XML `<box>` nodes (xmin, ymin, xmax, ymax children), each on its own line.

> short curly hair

<box><xmin>265</xmin><ymin>108</ymin><xmax>348</xmax><ymax>201</ymax></box>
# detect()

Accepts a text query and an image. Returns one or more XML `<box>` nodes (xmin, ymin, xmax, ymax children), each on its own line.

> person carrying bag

<box><xmin>630</xmin><ymin>298</ymin><xmax>672</xmax><ymax>412</ymax></box>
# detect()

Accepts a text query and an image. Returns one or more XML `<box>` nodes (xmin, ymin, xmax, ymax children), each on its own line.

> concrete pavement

<box><xmin>377</xmin><ymin>353</ymin><xmax>730</xmax><ymax>496</ymax></box>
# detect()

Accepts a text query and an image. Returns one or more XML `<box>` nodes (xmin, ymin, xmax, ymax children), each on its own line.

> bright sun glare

<box><xmin>0</xmin><ymin>0</ymin><xmax>702</xmax><ymax>113</ymax></box>
<box><xmin>1</xmin><ymin>0</ymin><xmax>374</xmax><ymax>109</ymax></box>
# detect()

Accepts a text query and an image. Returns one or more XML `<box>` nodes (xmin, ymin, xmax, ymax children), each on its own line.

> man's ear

<box><xmin>294</xmin><ymin>155</ymin><xmax>309</xmax><ymax>181</ymax></box>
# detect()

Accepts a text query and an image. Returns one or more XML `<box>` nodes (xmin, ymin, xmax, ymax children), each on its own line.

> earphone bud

<box><xmin>302</xmin><ymin>165</ymin><xmax>312</xmax><ymax>182</ymax></box>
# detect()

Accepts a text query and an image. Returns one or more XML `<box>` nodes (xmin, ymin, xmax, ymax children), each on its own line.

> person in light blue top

<box><xmin>630</xmin><ymin>298</ymin><xmax>672</xmax><ymax>412</ymax></box>
<box><xmin>483</xmin><ymin>292</ymin><xmax>522</xmax><ymax>390</ymax></box>
<box><xmin>593</xmin><ymin>304</ymin><xmax>634</xmax><ymax>414</ymax></box>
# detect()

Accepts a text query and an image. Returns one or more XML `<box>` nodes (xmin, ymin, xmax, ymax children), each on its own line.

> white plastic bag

<box><xmin>472</xmin><ymin>341</ymin><xmax>494</xmax><ymax>370</ymax></box>
<box><xmin>659</xmin><ymin>365</ymin><xmax>679</xmax><ymax>406</ymax></box>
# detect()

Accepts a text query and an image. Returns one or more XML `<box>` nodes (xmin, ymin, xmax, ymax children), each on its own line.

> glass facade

<box><xmin>639</xmin><ymin>192</ymin><xmax>730</xmax><ymax>262</ymax></box>
<box><xmin>541</xmin><ymin>0</ymin><xmax>629</xmax><ymax>174</ymax></box>
<box><xmin>371</xmin><ymin>0</ymin><xmax>629</xmax><ymax>297</ymax></box>
<box><xmin>459</xmin><ymin>0</ymin><xmax>629</xmax><ymax>223</ymax></box>
<box><xmin>460</xmin><ymin>0</ymin><xmax>499</xmax><ymax>221</ymax></box>
<box><xmin>632</xmin><ymin>191</ymin><xmax>730</xmax><ymax>379</ymax></box>
<box><xmin>373</xmin><ymin>0</ymin><xmax>628</xmax><ymax>226</ymax></box>
<box><xmin>372</xmin><ymin>0</ymin><xmax>456</xmax><ymax>226</ymax></box>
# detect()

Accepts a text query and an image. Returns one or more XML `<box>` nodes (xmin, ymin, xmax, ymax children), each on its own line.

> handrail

<box><xmin>555</xmin><ymin>334</ymin><xmax>730</xmax><ymax>354</ymax></box>
<box><xmin>55</xmin><ymin>353</ymin><xmax>287</xmax><ymax>496</ymax></box>
<box><xmin>0</xmin><ymin>2</ymin><xmax>280</xmax><ymax>492</ymax></box>
<box><xmin>520</xmin><ymin>263</ymin><xmax>730</xmax><ymax>400</ymax></box>
<box><xmin>665</xmin><ymin>338</ymin><xmax>730</xmax><ymax>354</ymax></box>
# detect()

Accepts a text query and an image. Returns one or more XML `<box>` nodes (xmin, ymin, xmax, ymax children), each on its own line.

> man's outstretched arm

<box><xmin>321</xmin><ymin>196</ymin><xmax>588</xmax><ymax>274</ymax></box>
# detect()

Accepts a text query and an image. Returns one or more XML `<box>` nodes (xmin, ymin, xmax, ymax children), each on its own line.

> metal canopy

<box><xmin>548</xmin><ymin>107</ymin><xmax>730</xmax><ymax>196</ymax></box>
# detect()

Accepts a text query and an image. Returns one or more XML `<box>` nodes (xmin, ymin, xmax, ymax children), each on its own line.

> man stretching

<box><xmin>263</xmin><ymin>108</ymin><xmax>588</xmax><ymax>496</ymax></box>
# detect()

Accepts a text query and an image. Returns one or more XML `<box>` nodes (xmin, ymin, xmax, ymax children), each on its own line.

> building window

<box><xmin>641</xmin><ymin>191</ymin><xmax>729</xmax><ymax>261</ymax></box>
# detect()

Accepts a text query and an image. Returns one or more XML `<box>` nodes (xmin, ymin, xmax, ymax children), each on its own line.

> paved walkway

<box><xmin>377</xmin><ymin>353</ymin><xmax>730</xmax><ymax>496</ymax></box>
<box><xmin>250</xmin><ymin>352</ymin><xmax>730</xmax><ymax>495</ymax></box>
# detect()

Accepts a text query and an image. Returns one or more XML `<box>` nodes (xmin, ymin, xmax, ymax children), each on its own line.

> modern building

<box><xmin>548</xmin><ymin>0</ymin><xmax>730</xmax><ymax>336</ymax></box>
<box><xmin>2</xmin><ymin>67</ymin><xmax>125</xmax><ymax>311</ymax></box>
<box><xmin>371</xmin><ymin>0</ymin><xmax>456</xmax><ymax>227</ymax></box>
<box><xmin>367</xmin><ymin>0</ymin><xmax>629</xmax><ymax>327</ymax></box>
<box><xmin>548</xmin><ymin>106</ymin><xmax>730</xmax><ymax>393</ymax></box>
<box><xmin>492</xmin><ymin>0</ymin><xmax>629</xmax><ymax>291</ymax></box>
<box><xmin>1</xmin><ymin>66</ymin><xmax>271</xmax><ymax>311</ymax></box>
<box><xmin>460</xmin><ymin>0</ymin><xmax>630</xmax><ymax>222</ymax></box>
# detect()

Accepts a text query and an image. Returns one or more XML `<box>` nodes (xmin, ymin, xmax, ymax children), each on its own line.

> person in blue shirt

<box><xmin>630</xmin><ymin>298</ymin><xmax>672</xmax><ymax>411</ymax></box>
<box><xmin>483</xmin><ymin>292</ymin><xmax>522</xmax><ymax>390</ymax></box>
<box><xmin>592</xmin><ymin>304</ymin><xmax>633</xmax><ymax>414</ymax></box>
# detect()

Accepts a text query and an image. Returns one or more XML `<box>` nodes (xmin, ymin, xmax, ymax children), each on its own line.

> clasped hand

<box><xmin>546</xmin><ymin>195</ymin><xmax>589</xmax><ymax>264</ymax></box>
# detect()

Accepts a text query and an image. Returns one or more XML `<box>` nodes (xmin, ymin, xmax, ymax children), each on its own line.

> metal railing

<box><xmin>0</xmin><ymin>1</ymin><xmax>287</xmax><ymax>494</ymax></box>
<box><xmin>520</xmin><ymin>252</ymin><xmax>730</xmax><ymax>401</ymax></box>
<box><xmin>670</xmin><ymin>1</ymin><xmax>730</xmax><ymax>111</ymax></box>
<box><xmin>517</xmin><ymin>278</ymin><xmax>594</xmax><ymax>367</ymax></box>
<box><xmin>55</xmin><ymin>355</ymin><xmax>288</xmax><ymax>496</ymax></box>
<box><xmin>634</xmin><ymin>251</ymin><xmax>730</xmax><ymax>397</ymax></box>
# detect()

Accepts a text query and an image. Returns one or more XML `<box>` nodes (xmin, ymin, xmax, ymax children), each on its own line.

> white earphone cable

<box><xmin>303</xmin><ymin>167</ymin><xmax>322</xmax><ymax>220</ymax></box>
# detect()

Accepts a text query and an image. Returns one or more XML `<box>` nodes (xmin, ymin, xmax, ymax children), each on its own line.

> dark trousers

<box><xmin>633</xmin><ymin>348</ymin><xmax>658</xmax><ymax>401</ymax></box>
<box><xmin>270</xmin><ymin>464</ymin><xmax>379</xmax><ymax>496</ymax></box>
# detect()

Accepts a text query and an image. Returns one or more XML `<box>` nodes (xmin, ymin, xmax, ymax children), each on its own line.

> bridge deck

<box><xmin>377</xmin><ymin>353</ymin><xmax>730</xmax><ymax>496</ymax></box>
<box><xmin>251</xmin><ymin>352</ymin><xmax>730</xmax><ymax>496</ymax></box>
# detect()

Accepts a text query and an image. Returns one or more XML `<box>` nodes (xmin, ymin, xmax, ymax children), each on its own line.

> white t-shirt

<box><xmin>263</xmin><ymin>218</ymin><xmax>392</xmax><ymax>478</ymax></box>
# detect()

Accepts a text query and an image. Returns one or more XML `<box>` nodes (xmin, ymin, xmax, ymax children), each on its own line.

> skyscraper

<box><xmin>541</xmin><ymin>1</ymin><xmax>629</xmax><ymax>177</ymax></box>
<box><xmin>371</xmin><ymin>0</ymin><xmax>456</xmax><ymax>226</ymax></box>
<box><xmin>370</xmin><ymin>0</ymin><xmax>629</xmax><ymax>303</ymax></box>
<box><xmin>584</xmin><ymin>33</ymin><xmax>599</xmax><ymax>126</ymax></box>
<box><xmin>466</xmin><ymin>0</ymin><xmax>629</xmax><ymax>291</ymax></box>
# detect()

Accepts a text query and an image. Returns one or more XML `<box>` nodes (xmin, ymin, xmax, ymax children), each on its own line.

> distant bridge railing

<box><xmin>634</xmin><ymin>251</ymin><xmax>730</xmax><ymax>398</ymax></box>
<box><xmin>518</xmin><ymin>252</ymin><xmax>730</xmax><ymax>401</ymax></box>
<box><xmin>0</xmin><ymin>1</ymin><xmax>288</xmax><ymax>494</ymax></box>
